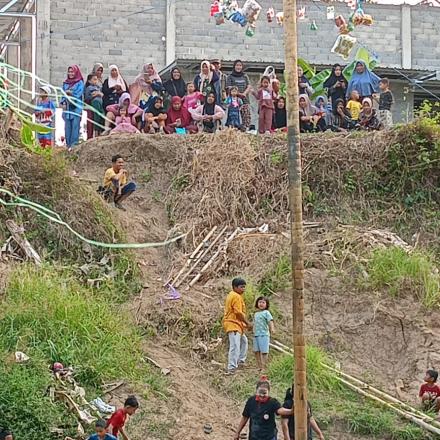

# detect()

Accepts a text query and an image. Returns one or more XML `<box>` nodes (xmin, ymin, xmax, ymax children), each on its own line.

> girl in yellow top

<box><xmin>346</xmin><ymin>90</ymin><xmax>362</xmax><ymax>121</ymax></box>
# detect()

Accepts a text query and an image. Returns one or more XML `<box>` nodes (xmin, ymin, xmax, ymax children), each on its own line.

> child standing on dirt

<box><xmin>88</xmin><ymin>420</ymin><xmax>117</xmax><ymax>440</ymax></box>
<box><xmin>106</xmin><ymin>396</ymin><xmax>139</xmax><ymax>440</ymax></box>
<box><xmin>419</xmin><ymin>369</ymin><xmax>440</xmax><ymax>412</ymax></box>
<box><xmin>234</xmin><ymin>376</ymin><xmax>293</xmax><ymax>440</ymax></box>
<box><xmin>223</xmin><ymin>277</ymin><xmax>252</xmax><ymax>375</ymax></box>
<box><xmin>253</xmin><ymin>296</ymin><xmax>274</xmax><ymax>373</ymax></box>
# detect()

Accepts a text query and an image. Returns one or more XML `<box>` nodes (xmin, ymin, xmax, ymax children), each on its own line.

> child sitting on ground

<box><xmin>346</xmin><ymin>90</ymin><xmax>362</xmax><ymax>121</ymax></box>
<box><xmin>144</xmin><ymin>96</ymin><xmax>167</xmax><ymax>133</ymax></box>
<box><xmin>234</xmin><ymin>376</ymin><xmax>293</xmax><ymax>440</ymax></box>
<box><xmin>111</xmin><ymin>107</ymin><xmax>140</xmax><ymax>134</ymax></box>
<box><xmin>224</xmin><ymin>86</ymin><xmax>243</xmax><ymax>129</ymax></box>
<box><xmin>377</xmin><ymin>78</ymin><xmax>394</xmax><ymax>129</ymax></box>
<box><xmin>87</xmin><ymin>419</ymin><xmax>116</xmax><ymax>440</ymax></box>
<box><xmin>253</xmin><ymin>296</ymin><xmax>274</xmax><ymax>373</ymax></box>
<box><xmin>106</xmin><ymin>395</ymin><xmax>139</xmax><ymax>440</ymax></box>
<box><xmin>34</xmin><ymin>86</ymin><xmax>56</xmax><ymax>148</ymax></box>
<box><xmin>419</xmin><ymin>369</ymin><xmax>440</xmax><ymax>412</ymax></box>
<box><xmin>182</xmin><ymin>82</ymin><xmax>203</xmax><ymax>110</ymax></box>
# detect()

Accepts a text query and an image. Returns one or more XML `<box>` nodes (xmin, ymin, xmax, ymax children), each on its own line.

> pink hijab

<box><xmin>118</xmin><ymin>92</ymin><xmax>141</xmax><ymax>115</ymax></box>
<box><xmin>64</xmin><ymin>65</ymin><xmax>83</xmax><ymax>86</ymax></box>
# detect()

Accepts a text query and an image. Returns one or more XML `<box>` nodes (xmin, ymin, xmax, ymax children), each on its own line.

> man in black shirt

<box><xmin>234</xmin><ymin>377</ymin><xmax>293</xmax><ymax>440</ymax></box>
<box><xmin>281</xmin><ymin>387</ymin><xmax>325</xmax><ymax>440</ymax></box>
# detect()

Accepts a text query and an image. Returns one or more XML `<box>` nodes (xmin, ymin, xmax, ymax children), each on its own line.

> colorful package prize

<box><xmin>331</xmin><ymin>34</ymin><xmax>357</xmax><ymax>60</ymax></box>
<box><xmin>241</xmin><ymin>0</ymin><xmax>262</xmax><ymax>24</ymax></box>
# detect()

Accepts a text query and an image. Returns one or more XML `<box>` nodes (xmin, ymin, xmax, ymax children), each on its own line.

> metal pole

<box><xmin>283</xmin><ymin>0</ymin><xmax>308</xmax><ymax>439</ymax></box>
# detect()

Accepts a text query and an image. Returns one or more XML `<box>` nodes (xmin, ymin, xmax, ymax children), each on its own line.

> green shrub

<box><xmin>367</xmin><ymin>247</ymin><xmax>440</xmax><ymax>307</ymax></box>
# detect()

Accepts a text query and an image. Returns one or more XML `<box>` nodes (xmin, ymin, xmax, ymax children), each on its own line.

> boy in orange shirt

<box><xmin>223</xmin><ymin>277</ymin><xmax>252</xmax><ymax>375</ymax></box>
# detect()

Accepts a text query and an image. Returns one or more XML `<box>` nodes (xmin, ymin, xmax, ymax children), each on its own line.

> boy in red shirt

<box><xmin>419</xmin><ymin>369</ymin><xmax>440</xmax><ymax>411</ymax></box>
<box><xmin>106</xmin><ymin>396</ymin><xmax>139</xmax><ymax>440</ymax></box>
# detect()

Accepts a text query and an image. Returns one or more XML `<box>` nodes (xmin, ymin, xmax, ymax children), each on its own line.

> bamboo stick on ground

<box><xmin>270</xmin><ymin>340</ymin><xmax>440</xmax><ymax>433</ymax></box>
<box><xmin>187</xmin><ymin>228</ymin><xmax>240</xmax><ymax>289</ymax></box>
<box><xmin>175</xmin><ymin>225</ymin><xmax>228</xmax><ymax>288</ymax></box>
<box><xmin>165</xmin><ymin>226</ymin><xmax>217</xmax><ymax>287</ymax></box>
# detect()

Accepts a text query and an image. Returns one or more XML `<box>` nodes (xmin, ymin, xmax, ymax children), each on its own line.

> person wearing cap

<box><xmin>34</xmin><ymin>85</ymin><xmax>56</xmax><ymax>148</ymax></box>
<box><xmin>234</xmin><ymin>377</ymin><xmax>293</xmax><ymax>440</ymax></box>
<box><xmin>211</xmin><ymin>59</ymin><xmax>227</xmax><ymax>107</ymax></box>
<box><xmin>222</xmin><ymin>277</ymin><xmax>252</xmax><ymax>375</ymax></box>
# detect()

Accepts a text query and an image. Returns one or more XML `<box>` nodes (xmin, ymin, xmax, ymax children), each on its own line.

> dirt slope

<box><xmin>73</xmin><ymin>133</ymin><xmax>438</xmax><ymax>439</ymax></box>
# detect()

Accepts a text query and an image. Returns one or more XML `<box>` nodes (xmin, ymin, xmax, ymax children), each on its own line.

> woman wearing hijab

<box><xmin>165</xmin><ymin>96</ymin><xmax>197</xmax><ymax>134</ymax></box>
<box><xmin>129</xmin><ymin>63</ymin><xmax>164</xmax><ymax>110</ymax></box>
<box><xmin>60</xmin><ymin>65</ymin><xmax>84</xmax><ymax>150</ymax></box>
<box><xmin>189</xmin><ymin>92</ymin><xmax>225</xmax><ymax>133</ymax></box>
<box><xmin>273</xmin><ymin>97</ymin><xmax>287</xmax><ymax>131</ymax></box>
<box><xmin>85</xmin><ymin>63</ymin><xmax>104</xmax><ymax>138</ymax></box>
<box><xmin>92</xmin><ymin>63</ymin><xmax>104</xmax><ymax>86</ymax></box>
<box><xmin>193</xmin><ymin>61</ymin><xmax>219</xmax><ymax>100</ymax></box>
<box><xmin>226</xmin><ymin>60</ymin><xmax>252</xmax><ymax>130</ymax></box>
<box><xmin>298</xmin><ymin>66</ymin><xmax>314</xmax><ymax>96</ymax></box>
<box><xmin>103</xmin><ymin>92</ymin><xmax>143</xmax><ymax>134</ymax></box>
<box><xmin>315</xmin><ymin>95</ymin><xmax>332</xmax><ymax>127</ymax></box>
<box><xmin>346</xmin><ymin>61</ymin><xmax>381</xmax><ymax>101</ymax></box>
<box><xmin>102</xmin><ymin>65</ymin><xmax>128</xmax><ymax>109</ymax></box>
<box><xmin>163</xmin><ymin>67</ymin><xmax>186</xmax><ymax>99</ymax></box>
<box><xmin>323</xmin><ymin>63</ymin><xmax>347</xmax><ymax>110</ymax></box>
<box><xmin>330</xmin><ymin>98</ymin><xmax>356</xmax><ymax>132</ymax></box>
<box><xmin>298</xmin><ymin>94</ymin><xmax>325</xmax><ymax>133</ymax></box>
<box><xmin>359</xmin><ymin>97</ymin><xmax>382</xmax><ymax>130</ymax></box>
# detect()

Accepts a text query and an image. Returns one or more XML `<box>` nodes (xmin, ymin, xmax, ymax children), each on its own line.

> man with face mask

<box><xmin>234</xmin><ymin>377</ymin><xmax>293</xmax><ymax>440</ymax></box>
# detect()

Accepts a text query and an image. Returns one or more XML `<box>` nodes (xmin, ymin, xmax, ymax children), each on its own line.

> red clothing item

<box><xmin>106</xmin><ymin>408</ymin><xmax>127</xmax><ymax>436</ymax></box>
<box><xmin>419</xmin><ymin>383</ymin><xmax>440</xmax><ymax>398</ymax></box>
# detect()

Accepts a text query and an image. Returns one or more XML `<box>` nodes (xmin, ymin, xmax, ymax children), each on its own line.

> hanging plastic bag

<box><xmin>310</xmin><ymin>20</ymin><xmax>318</xmax><ymax>30</ymax></box>
<box><xmin>214</xmin><ymin>11</ymin><xmax>225</xmax><ymax>25</ymax></box>
<box><xmin>276</xmin><ymin>11</ymin><xmax>284</xmax><ymax>25</ymax></box>
<box><xmin>241</xmin><ymin>0</ymin><xmax>262</xmax><ymax>24</ymax></box>
<box><xmin>223</xmin><ymin>0</ymin><xmax>239</xmax><ymax>19</ymax></box>
<box><xmin>298</xmin><ymin>6</ymin><xmax>306</xmax><ymax>20</ymax></box>
<box><xmin>331</xmin><ymin>34</ymin><xmax>357</xmax><ymax>60</ymax></box>
<box><xmin>245</xmin><ymin>24</ymin><xmax>256</xmax><ymax>37</ymax></box>
<box><xmin>210</xmin><ymin>1</ymin><xmax>220</xmax><ymax>16</ymax></box>
<box><xmin>326</xmin><ymin>6</ymin><xmax>335</xmax><ymax>20</ymax></box>
<box><xmin>266</xmin><ymin>7</ymin><xmax>275</xmax><ymax>23</ymax></box>
<box><xmin>229</xmin><ymin>10</ymin><xmax>247</xmax><ymax>26</ymax></box>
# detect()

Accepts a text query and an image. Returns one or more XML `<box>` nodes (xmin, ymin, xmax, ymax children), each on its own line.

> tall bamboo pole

<box><xmin>283</xmin><ymin>0</ymin><xmax>308</xmax><ymax>439</ymax></box>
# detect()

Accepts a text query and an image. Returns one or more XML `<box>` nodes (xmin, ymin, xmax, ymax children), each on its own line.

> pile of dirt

<box><xmin>0</xmin><ymin>142</ymin><xmax>123</xmax><ymax>262</ymax></box>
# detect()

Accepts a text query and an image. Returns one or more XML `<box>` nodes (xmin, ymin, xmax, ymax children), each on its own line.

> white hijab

<box><xmin>108</xmin><ymin>64</ymin><xmax>127</xmax><ymax>91</ymax></box>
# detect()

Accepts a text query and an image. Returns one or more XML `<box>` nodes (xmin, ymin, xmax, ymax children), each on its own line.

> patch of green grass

<box><xmin>0</xmin><ymin>266</ymin><xmax>154</xmax><ymax>387</ymax></box>
<box><xmin>366</xmin><ymin>247</ymin><xmax>440</xmax><ymax>307</ymax></box>
<box><xmin>140</xmin><ymin>171</ymin><xmax>152</xmax><ymax>184</ymax></box>
<box><xmin>258</xmin><ymin>255</ymin><xmax>291</xmax><ymax>296</ymax></box>
<box><xmin>0</xmin><ymin>358</ymin><xmax>77</xmax><ymax>440</ymax></box>
<box><xmin>0</xmin><ymin>265</ymin><xmax>168</xmax><ymax>440</ymax></box>
<box><xmin>267</xmin><ymin>350</ymin><xmax>429</xmax><ymax>440</ymax></box>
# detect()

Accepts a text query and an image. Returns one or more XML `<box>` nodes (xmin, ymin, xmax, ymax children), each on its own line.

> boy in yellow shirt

<box><xmin>346</xmin><ymin>90</ymin><xmax>362</xmax><ymax>121</ymax></box>
<box><xmin>103</xmin><ymin>154</ymin><xmax>136</xmax><ymax>211</ymax></box>
<box><xmin>223</xmin><ymin>278</ymin><xmax>252</xmax><ymax>375</ymax></box>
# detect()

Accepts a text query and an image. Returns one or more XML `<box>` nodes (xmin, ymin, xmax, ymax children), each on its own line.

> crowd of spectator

<box><xmin>34</xmin><ymin>58</ymin><xmax>394</xmax><ymax>149</ymax></box>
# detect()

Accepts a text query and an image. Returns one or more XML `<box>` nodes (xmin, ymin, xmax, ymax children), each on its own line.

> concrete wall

<box><xmin>175</xmin><ymin>0</ymin><xmax>405</xmax><ymax>68</ymax></box>
<box><xmin>43</xmin><ymin>0</ymin><xmax>167</xmax><ymax>86</ymax></box>
<box><xmin>40</xmin><ymin>0</ymin><xmax>440</xmax><ymax>86</ymax></box>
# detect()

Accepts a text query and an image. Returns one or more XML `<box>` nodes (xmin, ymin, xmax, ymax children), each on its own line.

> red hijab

<box><xmin>64</xmin><ymin>65</ymin><xmax>84</xmax><ymax>86</ymax></box>
<box><xmin>167</xmin><ymin>96</ymin><xmax>191</xmax><ymax>127</ymax></box>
